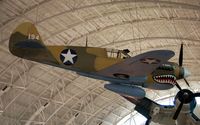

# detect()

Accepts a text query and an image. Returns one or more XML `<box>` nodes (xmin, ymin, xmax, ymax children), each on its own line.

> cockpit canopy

<box><xmin>106</xmin><ymin>48</ymin><xmax>131</xmax><ymax>59</ymax></box>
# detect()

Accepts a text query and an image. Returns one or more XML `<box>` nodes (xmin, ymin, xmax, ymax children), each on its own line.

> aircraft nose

<box><xmin>183</xmin><ymin>68</ymin><xmax>190</xmax><ymax>78</ymax></box>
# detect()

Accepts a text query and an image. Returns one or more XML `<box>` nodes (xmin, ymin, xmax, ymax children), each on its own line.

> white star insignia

<box><xmin>61</xmin><ymin>50</ymin><xmax>77</xmax><ymax>64</ymax></box>
<box><xmin>141</xmin><ymin>58</ymin><xmax>160</xmax><ymax>64</ymax></box>
<box><xmin>143</xmin><ymin>59</ymin><xmax>157</xmax><ymax>64</ymax></box>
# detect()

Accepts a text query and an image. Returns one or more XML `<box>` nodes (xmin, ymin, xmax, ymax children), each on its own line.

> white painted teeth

<box><xmin>153</xmin><ymin>75</ymin><xmax>176</xmax><ymax>85</ymax></box>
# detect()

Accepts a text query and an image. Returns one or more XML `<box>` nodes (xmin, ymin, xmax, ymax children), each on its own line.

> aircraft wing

<box><xmin>97</xmin><ymin>50</ymin><xmax>175</xmax><ymax>78</ymax></box>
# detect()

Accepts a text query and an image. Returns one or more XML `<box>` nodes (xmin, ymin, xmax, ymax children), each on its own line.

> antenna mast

<box><xmin>86</xmin><ymin>36</ymin><xmax>88</xmax><ymax>47</ymax></box>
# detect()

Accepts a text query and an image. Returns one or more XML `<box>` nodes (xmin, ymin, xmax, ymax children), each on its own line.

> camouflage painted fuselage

<box><xmin>9</xmin><ymin>22</ymin><xmax>186</xmax><ymax>90</ymax></box>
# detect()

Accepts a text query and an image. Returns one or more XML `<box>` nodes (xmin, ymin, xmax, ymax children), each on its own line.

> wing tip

<box><xmin>150</xmin><ymin>50</ymin><xmax>175</xmax><ymax>57</ymax></box>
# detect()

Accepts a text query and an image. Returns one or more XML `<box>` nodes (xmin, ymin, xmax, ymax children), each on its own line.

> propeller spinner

<box><xmin>176</xmin><ymin>43</ymin><xmax>190</xmax><ymax>90</ymax></box>
<box><xmin>172</xmin><ymin>43</ymin><xmax>198</xmax><ymax>120</ymax></box>
<box><xmin>173</xmin><ymin>89</ymin><xmax>200</xmax><ymax>120</ymax></box>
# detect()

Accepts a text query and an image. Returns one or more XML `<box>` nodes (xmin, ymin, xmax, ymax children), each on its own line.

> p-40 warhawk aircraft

<box><xmin>123</xmin><ymin>86</ymin><xmax>200</xmax><ymax>125</ymax></box>
<box><xmin>9</xmin><ymin>22</ymin><xmax>190</xmax><ymax>98</ymax></box>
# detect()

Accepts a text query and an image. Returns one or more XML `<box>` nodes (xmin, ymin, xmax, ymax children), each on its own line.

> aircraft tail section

<box><xmin>9</xmin><ymin>22</ymin><xmax>59</xmax><ymax>65</ymax></box>
<box><xmin>9</xmin><ymin>22</ymin><xmax>45</xmax><ymax>56</ymax></box>
<box><xmin>123</xmin><ymin>96</ymin><xmax>157</xmax><ymax>120</ymax></box>
<box><xmin>123</xmin><ymin>96</ymin><xmax>175</xmax><ymax>125</ymax></box>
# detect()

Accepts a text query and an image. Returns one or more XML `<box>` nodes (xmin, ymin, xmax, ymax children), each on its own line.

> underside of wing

<box><xmin>97</xmin><ymin>50</ymin><xmax>175</xmax><ymax>78</ymax></box>
<box><xmin>104</xmin><ymin>83</ymin><xmax>146</xmax><ymax>98</ymax></box>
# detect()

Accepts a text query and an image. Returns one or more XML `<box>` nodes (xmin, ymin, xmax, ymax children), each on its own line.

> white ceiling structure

<box><xmin>0</xmin><ymin>0</ymin><xmax>200</xmax><ymax>125</ymax></box>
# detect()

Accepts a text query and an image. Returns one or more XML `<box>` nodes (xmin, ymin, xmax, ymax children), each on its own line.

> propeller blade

<box><xmin>194</xmin><ymin>93</ymin><xmax>200</xmax><ymax>97</ymax></box>
<box><xmin>145</xmin><ymin>118</ymin><xmax>151</xmax><ymax>125</ymax></box>
<box><xmin>175</xmin><ymin>82</ymin><xmax>182</xmax><ymax>91</ymax></box>
<box><xmin>179</xmin><ymin>43</ymin><xmax>183</xmax><ymax>66</ymax></box>
<box><xmin>173</xmin><ymin>102</ymin><xmax>184</xmax><ymax>120</ymax></box>
<box><xmin>184</xmin><ymin>78</ymin><xmax>190</xmax><ymax>87</ymax></box>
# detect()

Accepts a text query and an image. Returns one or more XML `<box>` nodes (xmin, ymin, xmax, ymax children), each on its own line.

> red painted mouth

<box><xmin>153</xmin><ymin>75</ymin><xmax>176</xmax><ymax>85</ymax></box>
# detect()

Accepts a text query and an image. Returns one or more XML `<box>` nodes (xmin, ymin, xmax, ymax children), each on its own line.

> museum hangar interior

<box><xmin>0</xmin><ymin>0</ymin><xmax>200</xmax><ymax>125</ymax></box>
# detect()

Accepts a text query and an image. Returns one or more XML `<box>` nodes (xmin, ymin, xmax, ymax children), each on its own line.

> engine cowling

<box><xmin>174</xmin><ymin>89</ymin><xmax>196</xmax><ymax>113</ymax></box>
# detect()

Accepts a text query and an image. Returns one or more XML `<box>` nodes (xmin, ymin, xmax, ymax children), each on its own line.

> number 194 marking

<box><xmin>28</xmin><ymin>34</ymin><xmax>39</xmax><ymax>40</ymax></box>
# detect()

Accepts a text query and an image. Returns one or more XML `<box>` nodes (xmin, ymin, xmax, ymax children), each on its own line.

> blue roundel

<box><xmin>60</xmin><ymin>49</ymin><xmax>78</xmax><ymax>65</ymax></box>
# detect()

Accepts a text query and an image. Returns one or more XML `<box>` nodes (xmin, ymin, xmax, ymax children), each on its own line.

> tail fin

<box><xmin>9</xmin><ymin>22</ymin><xmax>44</xmax><ymax>57</ymax></box>
<box><xmin>123</xmin><ymin>96</ymin><xmax>156</xmax><ymax>119</ymax></box>
<box><xmin>123</xmin><ymin>96</ymin><xmax>175</xmax><ymax>125</ymax></box>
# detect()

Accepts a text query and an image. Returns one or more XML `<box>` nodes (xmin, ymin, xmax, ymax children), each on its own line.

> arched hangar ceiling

<box><xmin>0</xmin><ymin>0</ymin><xmax>200</xmax><ymax>125</ymax></box>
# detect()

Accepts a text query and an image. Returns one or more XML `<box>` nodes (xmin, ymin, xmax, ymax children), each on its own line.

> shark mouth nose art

<box><xmin>153</xmin><ymin>75</ymin><xmax>176</xmax><ymax>85</ymax></box>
